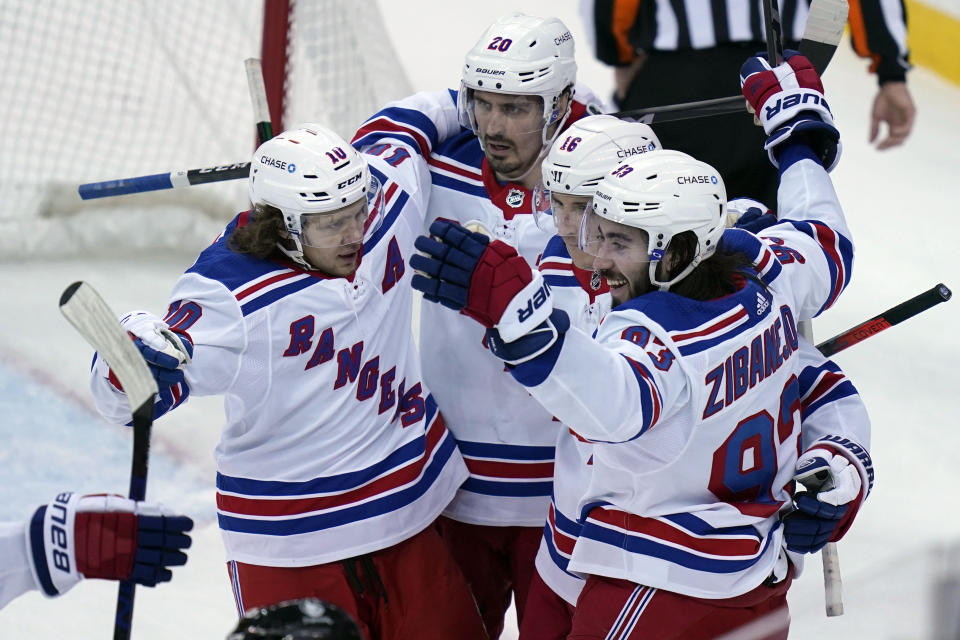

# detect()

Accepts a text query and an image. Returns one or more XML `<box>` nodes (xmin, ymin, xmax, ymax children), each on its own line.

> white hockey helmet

<box><xmin>457</xmin><ymin>13</ymin><xmax>577</xmax><ymax>144</ymax></box>
<box><xmin>582</xmin><ymin>149</ymin><xmax>727</xmax><ymax>290</ymax></box>
<box><xmin>535</xmin><ymin>115</ymin><xmax>661</xmax><ymax>235</ymax></box>
<box><xmin>248</xmin><ymin>124</ymin><xmax>384</xmax><ymax>268</ymax></box>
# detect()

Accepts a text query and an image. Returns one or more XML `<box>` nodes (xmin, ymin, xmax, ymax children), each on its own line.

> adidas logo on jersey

<box><xmin>756</xmin><ymin>291</ymin><xmax>770</xmax><ymax>315</ymax></box>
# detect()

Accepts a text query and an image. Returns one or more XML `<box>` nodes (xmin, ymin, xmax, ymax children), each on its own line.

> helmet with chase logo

<box><xmin>535</xmin><ymin>115</ymin><xmax>660</xmax><ymax>237</ymax></box>
<box><xmin>248</xmin><ymin>124</ymin><xmax>385</xmax><ymax>269</ymax></box>
<box><xmin>580</xmin><ymin>149</ymin><xmax>726</xmax><ymax>291</ymax></box>
<box><xmin>458</xmin><ymin>13</ymin><xmax>577</xmax><ymax>151</ymax></box>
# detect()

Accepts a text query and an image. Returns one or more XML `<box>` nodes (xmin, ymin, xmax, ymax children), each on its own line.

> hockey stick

<box><xmin>792</xmin><ymin>284</ymin><xmax>952</xmax><ymax>616</ymax></box>
<box><xmin>245</xmin><ymin>58</ymin><xmax>274</xmax><ymax>146</ymax></box>
<box><xmin>78</xmin><ymin>162</ymin><xmax>251</xmax><ymax>200</ymax></box>
<box><xmin>59</xmin><ymin>282</ymin><xmax>159</xmax><ymax>640</ymax></box>
<box><xmin>614</xmin><ymin>0</ymin><xmax>848</xmax><ymax>125</ymax></box>
<box><xmin>816</xmin><ymin>283</ymin><xmax>952</xmax><ymax>357</ymax></box>
<box><xmin>79</xmin><ymin>58</ymin><xmax>275</xmax><ymax>201</ymax></box>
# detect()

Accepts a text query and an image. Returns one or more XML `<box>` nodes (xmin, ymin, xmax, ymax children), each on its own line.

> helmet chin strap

<box><xmin>277</xmin><ymin>235</ymin><xmax>317</xmax><ymax>271</ymax></box>
<box><xmin>649</xmin><ymin>245</ymin><xmax>716</xmax><ymax>291</ymax></box>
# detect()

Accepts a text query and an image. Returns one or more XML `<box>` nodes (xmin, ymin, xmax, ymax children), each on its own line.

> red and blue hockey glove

<box><xmin>27</xmin><ymin>492</ymin><xmax>193</xmax><ymax>597</ymax></box>
<box><xmin>94</xmin><ymin>310</ymin><xmax>194</xmax><ymax>419</ymax></box>
<box><xmin>782</xmin><ymin>444</ymin><xmax>867</xmax><ymax>553</ymax></box>
<box><xmin>412</xmin><ymin>219</ymin><xmax>554</xmax><ymax>341</ymax></box>
<box><xmin>116</xmin><ymin>311</ymin><xmax>193</xmax><ymax>388</ymax></box>
<box><xmin>740</xmin><ymin>50</ymin><xmax>841</xmax><ymax>172</ymax></box>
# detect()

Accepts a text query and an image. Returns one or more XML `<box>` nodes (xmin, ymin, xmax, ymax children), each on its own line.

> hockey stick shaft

<box><xmin>614</xmin><ymin>0</ymin><xmax>848</xmax><ymax>124</ymax></box>
<box><xmin>804</xmin><ymin>284</ymin><xmax>951</xmax><ymax>616</ymax></box>
<box><xmin>78</xmin><ymin>162</ymin><xmax>251</xmax><ymax>200</ymax></box>
<box><xmin>59</xmin><ymin>282</ymin><xmax>159</xmax><ymax>639</ymax></box>
<box><xmin>78</xmin><ymin>59</ymin><xmax>274</xmax><ymax>201</ymax></box>
<box><xmin>245</xmin><ymin>58</ymin><xmax>274</xmax><ymax>145</ymax></box>
<box><xmin>816</xmin><ymin>283</ymin><xmax>952</xmax><ymax>357</ymax></box>
<box><xmin>763</xmin><ymin>0</ymin><xmax>785</xmax><ymax>65</ymax></box>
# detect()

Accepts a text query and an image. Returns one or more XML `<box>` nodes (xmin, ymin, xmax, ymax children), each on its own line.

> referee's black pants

<box><xmin>620</xmin><ymin>42</ymin><xmax>781</xmax><ymax>209</ymax></box>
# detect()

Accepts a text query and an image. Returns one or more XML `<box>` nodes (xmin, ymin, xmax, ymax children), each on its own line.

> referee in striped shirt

<box><xmin>588</xmin><ymin>0</ymin><xmax>914</xmax><ymax>207</ymax></box>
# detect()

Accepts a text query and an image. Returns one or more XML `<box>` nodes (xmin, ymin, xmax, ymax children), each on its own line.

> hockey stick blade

<box><xmin>614</xmin><ymin>0</ymin><xmax>849</xmax><ymax>124</ymax></box>
<box><xmin>816</xmin><ymin>283</ymin><xmax>952</xmax><ymax>357</ymax></box>
<box><xmin>59</xmin><ymin>282</ymin><xmax>158</xmax><ymax>410</ymax></box>
<box><xmin>59</xmin><ymin>282</ymin><xmax>158</xmax><ymax>639</ymax></box>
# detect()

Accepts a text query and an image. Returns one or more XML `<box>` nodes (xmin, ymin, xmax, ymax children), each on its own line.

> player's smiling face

<box><xmin>473</xmin><ymin>91</ymin><xmax>546</xmax><ymax>179</ymax></box>
<box><xmin>587</xmin><ymin>217</ymin><xmax>652</xmax><ymax>305</ymax></box>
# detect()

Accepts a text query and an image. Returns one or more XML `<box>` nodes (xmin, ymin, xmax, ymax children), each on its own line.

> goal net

<box><xmin>0</xmin><ymin>0</ymin><xmax>412</xmax><ymax>258</ymax></box>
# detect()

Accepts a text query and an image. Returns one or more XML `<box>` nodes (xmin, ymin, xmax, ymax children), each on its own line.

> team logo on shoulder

<box><xmin>506</xmin><ymin>188</ymin><xmax>525</xmax><ymax>208</ymax></box>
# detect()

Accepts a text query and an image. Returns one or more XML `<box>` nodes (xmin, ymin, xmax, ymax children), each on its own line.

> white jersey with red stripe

<box><xmin>504</xmin><ymin>158</ymin><xmax>859</xmax><ymax>597</ymax></box>
<box><xmin>352</xmin><ymin>84</ymin><xmax>605</xmax><ymax>526</ymax></box>
<box><xmin>533</xmin><ymin>236</ymin><xmax>610</xmax><ymax>605</ymax></box>
<box><xmin>89</xmin><ymin>151</ymin><xmax>469</xmax><ymax>568</ymax></box>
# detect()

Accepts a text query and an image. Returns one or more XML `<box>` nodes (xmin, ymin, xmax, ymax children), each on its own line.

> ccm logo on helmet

<box><xmin>677</xmin><ymin>175</ymin><xmax>718</xmax><ymax>185</ymax></box>
<box><xmin>338</xmin><ymin>173</ymin><xmax>363</xmax><ymax>189</ymax></box>
<box><xmin>554</xmin><ymin>31</ymin><xmax>572</xmax><ymax>45</ymax></box>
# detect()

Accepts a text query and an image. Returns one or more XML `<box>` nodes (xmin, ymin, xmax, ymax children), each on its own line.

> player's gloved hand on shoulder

<box><xmin>411</xmin><ymin>219</ymin><xmax>554</xmax><ymax>342</ymax></box>
<box><xmin>782</xmin><ymin>446</ymin><xmax>864</xmax><ymax>553</ymax></box>
<box><xmin>115</xmin><ymin>311</ymin><xmax>193</xmax><ymax>389</ymax></box>
<box><xmin>740</xmin><ymin>50</ymin><xmax>841</xmax><ymax>172</ymax></box>
<box><xmin>27</xmin><ymin>492</ymin><xmax>193</xmax><ymax>597</ymax></box>
<box><xmin>727</xmin><ymin>198</ymin><xmax>777</xmax><ymax>233</ymax></box>
<box><xmin>92</xmin><ymin>310</ymin><xmax>194</xmax><ymax>419</ymax></box>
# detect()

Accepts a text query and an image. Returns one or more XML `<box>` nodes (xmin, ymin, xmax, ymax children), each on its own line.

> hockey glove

<box><xmin>727</xmin><ymin>198</ymin><xmax>777</xmax><ymax>233</ymax></box>
<box><xmin>412</xmin><ymin>219</ymin><xmax>554</xmax><ymax>341</ymax></box>
<box><xmin>740</xmin><ymin>50</ymin><xmax>841</xmax><ymax>172</ymax></box>
<box><xmin>27</xmin><ymin>492</ymin><xmax>193</xmax><ymax>597</ymax></box>
<box><xmin>782</xmin><ymin>446</ymin><xmax>865</xmax><ymax>553</ymax></box>
<box><xmin>115</xmin><ymin>310</ymin><xmax>193</xmax><ymax>388</ymax></box>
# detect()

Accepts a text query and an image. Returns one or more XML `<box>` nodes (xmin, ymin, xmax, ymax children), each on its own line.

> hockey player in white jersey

<box><xmin>0</xmin><ymin>492</ymin><xmax>192</xmax><ymax>610</ymax></box>
<box><xmin>351</xmin><ymin>13</ymin><xmax>604</xmax><ymax>635</ymax></box>
<box><xmin>522</xmin><ymin>114</ymin><xmax>655</xmax><ymax>638</ymax></box>
<box><xmin>411</xmin><ymin>52</ymin><xmax>871</xmax><ymax>637</ymax></box>
<box><xmin>87</xmin><ymin>125</ymin><xmax>486</xmax><ymax>639</ymax></box>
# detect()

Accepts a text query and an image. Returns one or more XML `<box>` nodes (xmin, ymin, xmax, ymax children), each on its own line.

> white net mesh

<box><xmin>0</xmin><ymin>0</ymin><xmax>411</xmax><ymax>259</ymax></box>
<box><xmin>283</xmin><ymin>2</ymin><xmax>413</xmax><ymax>138</ymax></box>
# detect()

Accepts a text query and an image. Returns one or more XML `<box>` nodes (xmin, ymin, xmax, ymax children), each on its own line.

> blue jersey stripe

<box><xmin>431</xmin><ymin>171</ymin><xmax>488</xmax><ymax>198</ymax></box>
<box><xmin>802</xmin><ymin>380</ymin><xmax>858</xmax><ymax>419</ymax></box>
<box><xmin>461</xmin><ymin>477</ymin><xmax>553</xmax><ymax>497</ymax></box>
<box><xmin>239</xmin><ymin>276</ymin><xmax>321</xmax><ymax>317</ymax></box>
<box><xmin>218</xmin><ymin>397</ymin><xmax>439</xmax><ymax>496</ymax></box>
<box><xmin>579</xmin><ymin>518</ymin><xmax>779</xmax><ymax>574</ymax></box>
<box><xmin>456</xmin><ymin>440</ymin><xmax>555</xmax><ymax>461</ymax></box>
<box><xmin>218</xmin><ymin>432</ymin><xmax>457</xmax><ymax>535</ymax></box>
<box><xmin>364</xmin><ymin>175</ymin><xmax>409</xmax><ymax>253</ymax></box>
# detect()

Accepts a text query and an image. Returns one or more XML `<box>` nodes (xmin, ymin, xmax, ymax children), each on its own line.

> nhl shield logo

<box><xmin>506</xmin><ymin>188</ymin><xmax>525</xmax><ymax>208</ymax></box>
